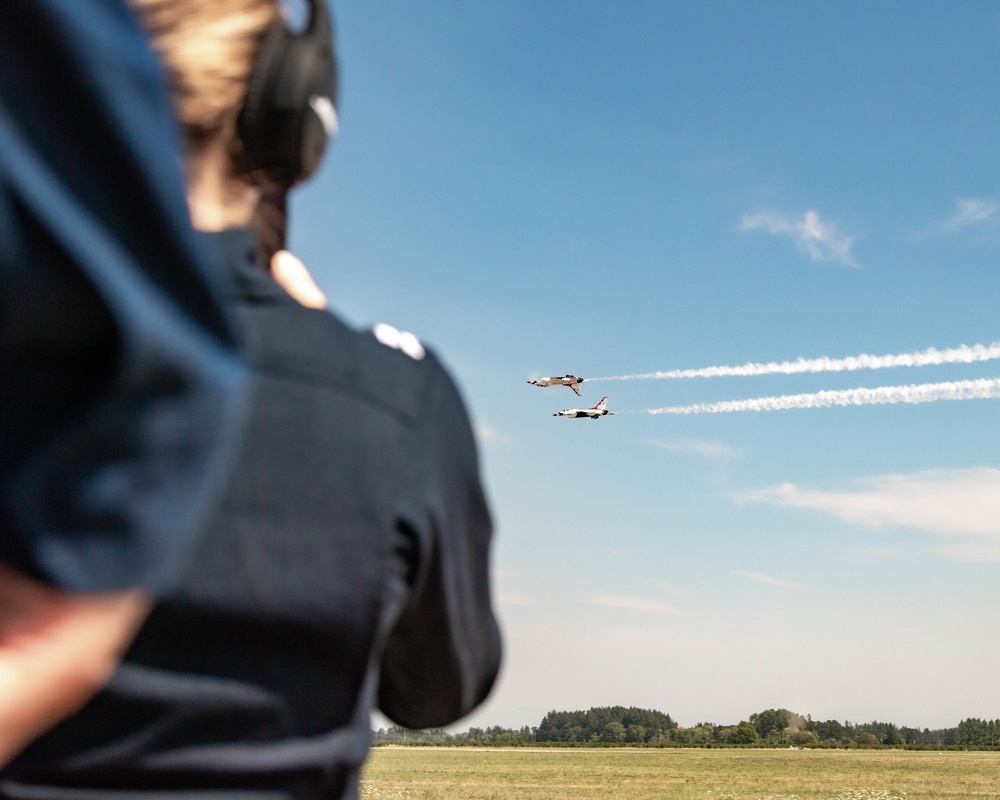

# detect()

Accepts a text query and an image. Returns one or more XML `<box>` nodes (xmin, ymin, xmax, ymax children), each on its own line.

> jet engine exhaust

<box><xmin>592</xmin><ymin>342</ymin><xmax>1000</xmax><ymax>382</ymax></box>
<box><xmin>645</xmin><ymin>377</ymin><xmax>1000</xmax><ymax>415</ymax></box>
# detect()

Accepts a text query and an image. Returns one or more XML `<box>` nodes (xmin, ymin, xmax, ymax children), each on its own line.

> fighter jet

<box><xmin>527</xmin><ymin>374</ymin><xmax>584</xmax><ymax>396</ymax></box>
<box><xmin>553</xmin><ymin>396</ymin><xmax>614</xmax><ymax>419</ymax></box>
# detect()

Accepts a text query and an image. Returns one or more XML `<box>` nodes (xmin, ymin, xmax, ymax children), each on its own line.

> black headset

<box><xmin>234</xmin><ymin>0</ymin><xmax>339</xmax><ymax>188</ymax></box>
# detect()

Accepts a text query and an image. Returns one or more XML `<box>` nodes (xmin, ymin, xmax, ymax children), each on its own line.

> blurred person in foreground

<box><xmin>0</xmin><ymin>1</ymin><xmax>501</xmax><ymax>797</ymax></box>
<box><xmin>0</xmin><ymin>1</ymin><xmax>248</xmax><ymax>764</ymax></box>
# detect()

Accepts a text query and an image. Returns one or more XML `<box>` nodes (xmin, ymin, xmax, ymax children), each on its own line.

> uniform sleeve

<box><xmin>0</xmin><ymin>0</ymin><xmax>247</xmax><ymax>594</ymax></box>
<box><xmin>378</xmin><ymin>357</ymin><xmax>501</xmax><ymax>729</ymax></box>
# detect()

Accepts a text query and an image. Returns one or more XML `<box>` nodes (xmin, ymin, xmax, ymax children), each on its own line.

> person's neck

<box><xmin>186</xmin><ymin>141</ymin><xmax>259</xmax><ymax>232</ymax></box>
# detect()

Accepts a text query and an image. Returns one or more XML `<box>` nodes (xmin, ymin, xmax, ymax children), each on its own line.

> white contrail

<box><xmin>647</xmin><ymin>377</ymin><xmax>1000</xmax><ymax>415</ymax></box>
<box><xmin>593</xmin><ymin>342</ymin><xmax>1000</xmax><ymax>381</ymax></box>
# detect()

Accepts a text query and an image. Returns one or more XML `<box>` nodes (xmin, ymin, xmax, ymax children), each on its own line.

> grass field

<box><xmin>360</xmin><ymin>746</ymin><xmax>1000</xmax><ymax>800</ymax></box>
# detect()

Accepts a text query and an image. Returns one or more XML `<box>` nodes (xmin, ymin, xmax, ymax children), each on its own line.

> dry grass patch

<box><xmin>361</xmin><ymin>747</ymin><xmax>1000</xmax><ymax>800</ymax></box>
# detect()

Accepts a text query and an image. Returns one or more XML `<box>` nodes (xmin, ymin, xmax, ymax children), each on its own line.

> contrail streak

<box><xmin>594</xmin><ymin>342</ymin><xmax>1000</xmax><ymax>381</ymax></box>
<box><xmin>647</xmin><ymin>377</ymin><xmax>1000</xmax><ymax>415</ymax></box>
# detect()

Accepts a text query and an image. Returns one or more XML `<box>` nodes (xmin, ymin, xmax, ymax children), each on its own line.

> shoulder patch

<box><xmin>372</xmin><ymin>323</ymin><xmax>426</xmax><ymax>361</ymax></box>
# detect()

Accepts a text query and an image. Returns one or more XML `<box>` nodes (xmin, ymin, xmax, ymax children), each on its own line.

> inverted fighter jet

<box><xmin>527</xmin><ymin>374</ymin><xmax>584</xmax><ymax>396</ymax></box>
<box><xmin>553</xmin><ymin>396</ymin><xmax>614</xmax><ymax>419</ymax></box>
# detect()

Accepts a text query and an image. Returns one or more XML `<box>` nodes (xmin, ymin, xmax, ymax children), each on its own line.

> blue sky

<box><xmin>296</xmin><ymin>1</ymin><xmax>1000</xmax><ymax>730</ymax></box>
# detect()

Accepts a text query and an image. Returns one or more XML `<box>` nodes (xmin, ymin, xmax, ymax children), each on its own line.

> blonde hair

<box><xmin>129</xmin><ymin>0</ymin><xmax>280</xmax><ymax>151</ymax></box>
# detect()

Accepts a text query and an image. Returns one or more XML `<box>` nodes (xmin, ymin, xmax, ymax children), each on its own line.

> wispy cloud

<box><xmin>475</xmin><ymin>425</ymin><xmax>511</xmax><ymax>446</ymax></box>
<box><xmin>742</xmin><ymin>210</ymin><xmax>857</xmax><ymax>267</ymax></box>
<box><xmin>949</xmin><ymin>198</ymin><xmax>999</xmax><ymax>228</ymax></box>
<box><xmin>739</xmin><ymin>468</ymin><xmax>1000</xmax><ymax>554</ymax></box>
<box><xmin>590</xmin><ymin>594</ymin><xmax>687</xmax><ymax>617</ymax></box>
<box><xmin>916</xmin><ymin>198</ymin><xmax>1000</xmax><ymax>239</ymax></box>
<box><xmin>730</xmin><ymin>570</ymin><xmax>802</xmax><ymax>590</ymax></box>
<box><xmin>942</xmin><ymin>198</ymin><xmax>1000</xmax><ymax>232</ymax></box>
<box><xmin>647</xmin><ymin>438</ymin><xmax>739</xmax><ymax>459</ymax></box>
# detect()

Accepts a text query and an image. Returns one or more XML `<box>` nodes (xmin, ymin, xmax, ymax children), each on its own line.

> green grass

<box><xmin>361</xmin><ymin>747</ymin><xmax>1000</xmax><ymax>800</ymax></box>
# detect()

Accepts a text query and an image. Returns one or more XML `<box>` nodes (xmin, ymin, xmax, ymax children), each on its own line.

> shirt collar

<box><xmin>198</xmin><ymin>228</ymin><xmax>287</xmax><ymax>302</ymax></box>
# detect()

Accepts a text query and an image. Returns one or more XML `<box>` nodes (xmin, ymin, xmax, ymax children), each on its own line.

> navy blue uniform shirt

<box><xmin>1</xmin><ymin>230</ymin><xmax>501</xmax><ymax>799</ymax></box>
<box><xmin>0</xmin><ymin>1</ymin><xmax>247</xmax><ymax>593</ymax></box>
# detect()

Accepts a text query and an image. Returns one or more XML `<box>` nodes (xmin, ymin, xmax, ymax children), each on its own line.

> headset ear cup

<box><xmin>234</xmin><ymin>0</ymin><xmax>338</xmax><ymax>188</ymax></box>
<box><xmin>299</xmin><ymin>100</ymin><xmax>331</xmax><ymax>179</ymax></box>
<box><xmin>234</xmin><ymin>24</ymin><xmax>290</xmax><ymax>182</ymax></box>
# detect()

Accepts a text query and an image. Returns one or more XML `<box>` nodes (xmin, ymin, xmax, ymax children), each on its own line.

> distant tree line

<box><xmin>534</xmin><ymin>706</ymin><xmax>677</xmax><ymax>744</ymax></box>
<box><xmin>372</xmin><ymin>706</ymin><xmax>1000</xmax><ymax>750</ymax></box>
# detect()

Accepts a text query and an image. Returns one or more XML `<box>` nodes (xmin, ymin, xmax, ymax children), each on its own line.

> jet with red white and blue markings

<box><xmin>553</xmin><ymin>396</ymin><xmax>614</xmax><ymax>419</ymax></box>
<box><xmin>527</xmin><ymin>374</ymin><xmax>584</xmax><ymax>396</ymax></box>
